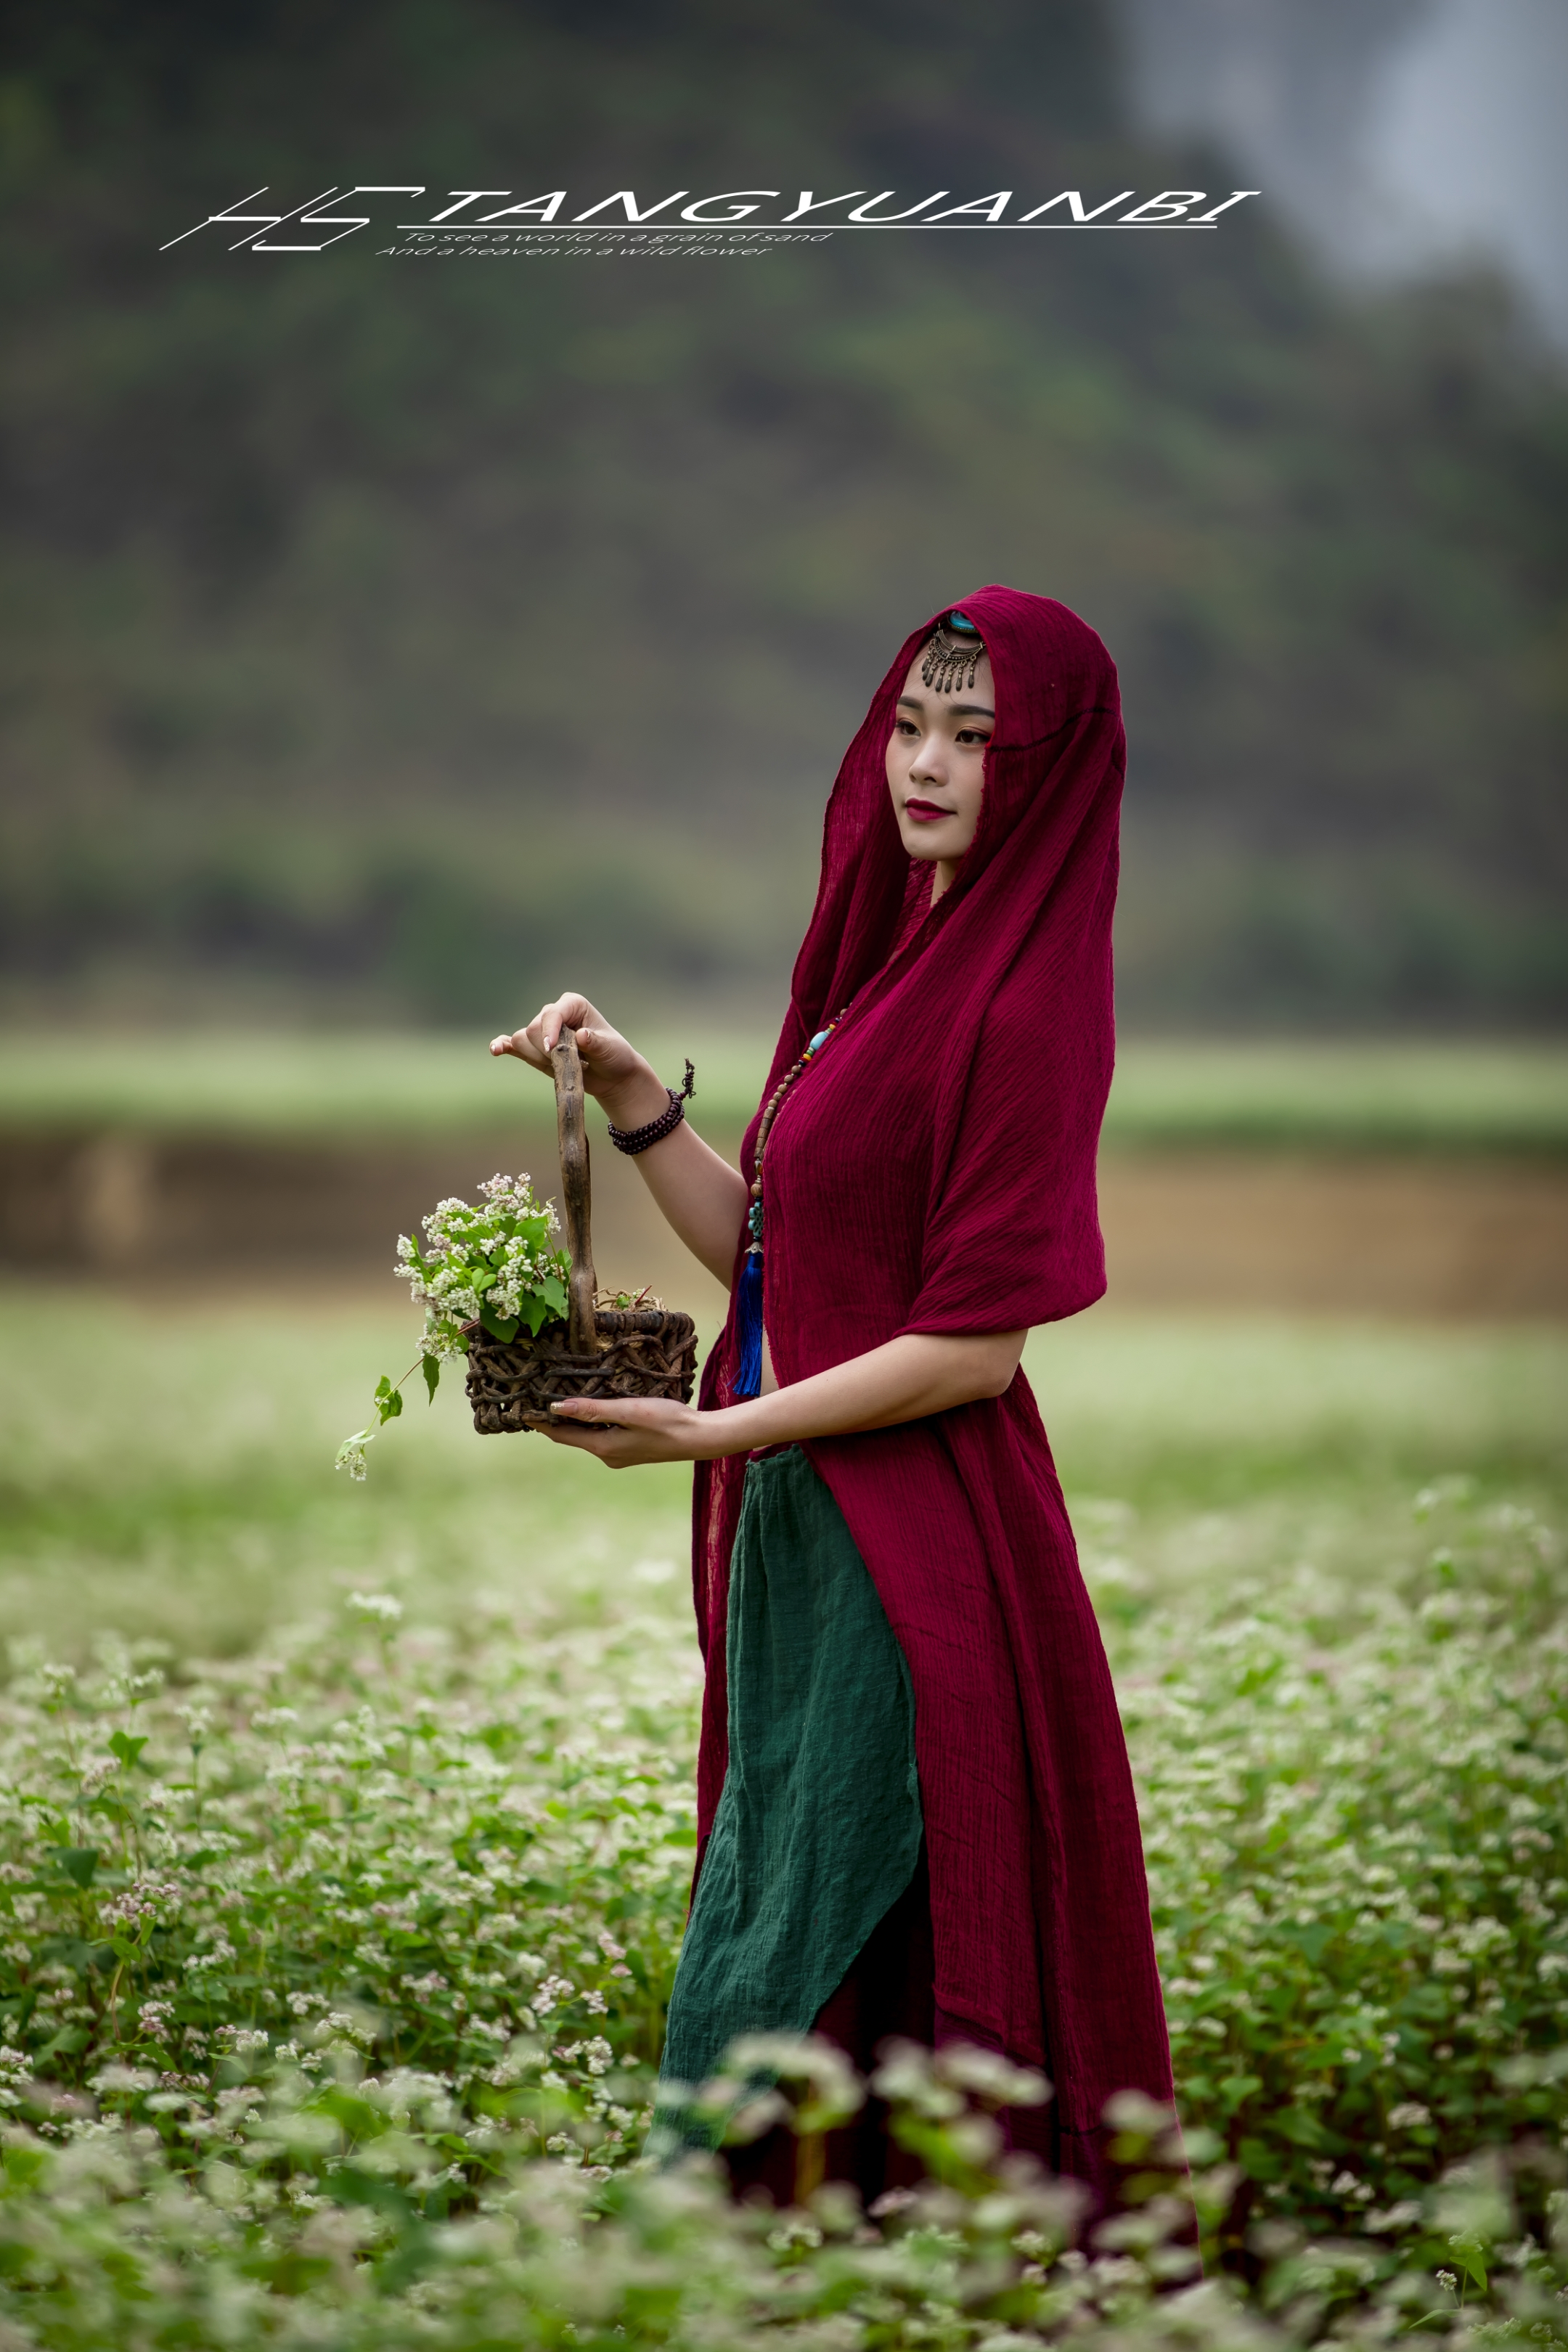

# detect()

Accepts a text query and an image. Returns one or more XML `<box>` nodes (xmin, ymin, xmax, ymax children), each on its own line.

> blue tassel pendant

<box><xmin>732</xmin><ymin>1243</ymin><xmax>765</xmax><ymax>1400</ymax></box>
<box><xmin>730</xmin><ymin>1015</ymin><xmax>843</xmax><ymax>1403</ymax></box>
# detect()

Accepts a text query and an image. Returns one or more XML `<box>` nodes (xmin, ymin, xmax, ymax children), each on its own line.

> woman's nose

<box><xmin>910</xmin><ymin>734</ymin><xmax>947</xmax><ymax>782</ymax></box>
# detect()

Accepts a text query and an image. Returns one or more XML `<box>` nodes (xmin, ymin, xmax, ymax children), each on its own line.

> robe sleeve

<box><xmin>897</xmin><ymin>910</ymin><xmax>1114</xmax><ymax>1337</ymax></box>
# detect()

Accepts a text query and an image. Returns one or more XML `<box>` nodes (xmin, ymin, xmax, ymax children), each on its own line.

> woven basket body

<box><xmin>466</xmin><ymin>1307</ymin><xmax>698</xmax><ymax>1434</ymax></box>
<box><xmin>466</xmin><ymin>1029</ymin><xmax>698</xmax><ymax>1434</ymax></box>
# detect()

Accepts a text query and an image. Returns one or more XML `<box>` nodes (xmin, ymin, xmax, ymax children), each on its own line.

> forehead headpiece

<box><xmin>920</xmin><ymin>609</ymin><xmax>987</xmax><ymax>695</ymax></box>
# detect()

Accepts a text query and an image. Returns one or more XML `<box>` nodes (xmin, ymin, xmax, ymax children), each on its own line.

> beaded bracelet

<box><xmin>605</xmin><ymin>1060</ymin><xmax>695</xmax><ymax>1156</ymax></box>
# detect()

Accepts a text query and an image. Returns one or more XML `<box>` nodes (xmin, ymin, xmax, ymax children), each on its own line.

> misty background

<box><xmin>1</xmin><ymin>0</ymin><xmax>1564</xmax><ymax>1037</ymax></box>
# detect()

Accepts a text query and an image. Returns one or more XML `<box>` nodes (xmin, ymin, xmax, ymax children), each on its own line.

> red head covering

<box><xmin>692</xmin><ymin>586</ymin><xmax>1172</xmax><ymax>2186</ymax></box>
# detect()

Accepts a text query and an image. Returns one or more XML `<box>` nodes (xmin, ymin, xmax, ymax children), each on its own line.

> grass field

<box><xmin>1</xmin><ymin>1031</ymin><xmax>1566</xmax><ymax>1151</ymax></box>
<box><xmin>0</xmin><ymin>1288</ymin><xmax>1565</xmax><ymax>2345</ymax></box>
<box><xmin>1</xmin><ymin>1289</ymin><xmax>1562</xmax><ymax>1657</ymax></box>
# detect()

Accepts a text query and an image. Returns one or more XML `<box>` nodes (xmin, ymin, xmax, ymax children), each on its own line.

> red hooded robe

<box><xmin>691</xmin><ymin>586</ymin><xmax>1173</xmax><ymax>2184</ymax></box>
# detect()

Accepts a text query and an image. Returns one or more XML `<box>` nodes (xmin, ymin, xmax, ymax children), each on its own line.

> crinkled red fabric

<box><xmin>690</xmin><ymin>586</ymin><xmax>1172</xmax><ymax>2151</ymax></box>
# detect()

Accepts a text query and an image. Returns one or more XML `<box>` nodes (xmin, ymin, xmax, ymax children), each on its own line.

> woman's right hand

<box><xmin>489</xmin><ymin>995</ymin><xmax>671</xmax><ymax>1130</ymax></box>
<box><xmin>496</xmin><ymin>993</ymin><xmax>750</xmax><ymax>1289</ymax></box>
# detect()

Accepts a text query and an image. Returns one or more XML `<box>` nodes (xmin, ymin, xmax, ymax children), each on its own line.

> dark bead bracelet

<box><xmin>606</xmin><ymin>1060</ymin><xmax>695</xmax><ymax>1156</ymax></box>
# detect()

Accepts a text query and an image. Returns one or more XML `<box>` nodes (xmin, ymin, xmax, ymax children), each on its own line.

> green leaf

<box><xmin>31</xmin><ymin>2025</ymin><xmax>90</xmax><ymax>2062</ymax></box>
<box><xmin>1450</xmin><ymin>2234</ymin><xmax>1488</xmax><ymax>2290</ymax></box>
<box><xmin>1236</xmin><ymin>2133</ymin><xmax>1287</xmax><ymax>2183</ymax></box>
<box><xmin>324</xmin><ymin>2163</ymin><xmax>416</xmax><ymax>2222</ymax></box>
<box><xmin>422</xmin><ymin>1355</ymin><xmax>440</xmax><ymax>1403</ymax></box>
<box><xmin>1277</xmin><ymin>1921</ymin><xmax>1336</xmax><ymax>1964</ymax></box>
<box><xmin>108</xmin><ymin>1731</ymin><xmax>147</xmax><ymax>1770</ymax></box>
<box><xmin>2</xmin><ymin>2143</ymin><xmax>47</xmax><ymax>2192</ymax></box>
<box><xmin>86</xmin><ymin>1792</ymin><xmax>135</xmax><ymax>1824</ymax></box>
<box><xmin>314</xmin><ymin>2086</ymin><xmax>388</xmax><ymax>2140</ymax></box>
<box><xmin>56</xmin><ymin>1847</ymin><xmax>99</xmax><ymax>1889</ymax></box>
<box><xmin>374</xmin><ymin>1380</ymin><xmax>404</xmax><ymax>1424</ymax></box>
<box><xmin>36</xmin><ymin>1935</ymin><xmax>97</xmax><ymax>1971</ymax></box>
<box><xmin>1270</xmin><ymin>2104</ymin><xmax>1331</xmax><ymax>2149</ymax></box>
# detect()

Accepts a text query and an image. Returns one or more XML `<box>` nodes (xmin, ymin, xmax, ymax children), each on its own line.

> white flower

<box><xmin>99</xmin><ymin>1878</ymin><xmax>184</xmax><ymax>1932</ymax></box>
<box><xmin>347</xmin><ymin>1593</ymin><xmax>403</xmax><ymax>1625</ymax></box>
<box><xmin>184</xmin><ymin>1938</ymin><xmax>234</xmax><ymax>1972</ymax></box>
<box><xmin>89</xmin><ymin>2065</ymin><xmax>157</xmax><ymax>2094</ymax></box>
<box><xmin>335</xmin><ymin>1430</ymin><xmax>374</xmax><ymax>1480</ymax></box>
<box><xmin>216</xmin><ymin>2026</ymin><xmax>269</xmax><ymax>2056</ymax></box>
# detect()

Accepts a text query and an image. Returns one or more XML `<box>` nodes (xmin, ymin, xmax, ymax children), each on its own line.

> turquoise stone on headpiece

<box><xmin>920</xmin><ymin>608</ymin><xmax>987</xmax><ymax>694</ymax></box>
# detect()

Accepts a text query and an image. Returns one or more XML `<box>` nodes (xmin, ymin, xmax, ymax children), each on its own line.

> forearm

<box><xmin>595</xmin><ymin>1066</ymin><xmax>748</xmax><ymax>1288</ymax></box>
<box><xmin>544</xmin><ymin>1326</ymin><xmax>1029</xmax><ymax>1465</ymax></box>
<box><xmin>690</xmin><ymin>1329</ymin><xmax>1025</xmax><ymax>1457</ymax></box>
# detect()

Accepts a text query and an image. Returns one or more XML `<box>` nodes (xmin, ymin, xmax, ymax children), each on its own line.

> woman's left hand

<box><xmin>539</xmin><ymin>1396</ymin><xmax>720</xmax><ymax>1466</ymax></box>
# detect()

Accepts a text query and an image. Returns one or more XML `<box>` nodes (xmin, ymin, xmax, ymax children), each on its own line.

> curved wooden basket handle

<box><xmin>550</xmin><ymin>1029</ymin><xmax>597</xmax><ymax>1357</ymax></box>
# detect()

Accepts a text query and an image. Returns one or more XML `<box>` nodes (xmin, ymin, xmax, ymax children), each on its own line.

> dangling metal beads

<box><xmin>920</xmin><ymin>612</ymin><xmax>986</xmax><ymax>695</ymax></box>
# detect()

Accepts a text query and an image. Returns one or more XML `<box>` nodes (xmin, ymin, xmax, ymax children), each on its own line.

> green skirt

<box><xmin>658</xmin><ymin>1445</ymin><xmax>923</xmax><ymax>2122</ymax></box>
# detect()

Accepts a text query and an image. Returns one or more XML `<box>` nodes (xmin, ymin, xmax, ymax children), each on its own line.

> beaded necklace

<box><xmin>731</xmin><ymin>1008</ymin><xmax>848</xmax><ymax>1399</ymax></box>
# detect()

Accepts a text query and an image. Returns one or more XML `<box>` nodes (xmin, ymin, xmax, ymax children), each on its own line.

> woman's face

<box><xmin>885</xmin><ymin>647</ymin><xmax>995</xmax><ymax>900</ymax></box>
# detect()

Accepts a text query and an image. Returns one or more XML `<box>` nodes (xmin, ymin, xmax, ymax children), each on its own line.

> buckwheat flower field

<box><xmin>0</xmin><ymin>1286</ymin><xmax>1564</xmax><ymax>2346</ymax></box>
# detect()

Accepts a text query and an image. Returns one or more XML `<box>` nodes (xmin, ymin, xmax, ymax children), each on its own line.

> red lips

<box><xmin>905</xmin><ymin>798</ymin><xmax>953</xmax><ymax>822</ymax></box>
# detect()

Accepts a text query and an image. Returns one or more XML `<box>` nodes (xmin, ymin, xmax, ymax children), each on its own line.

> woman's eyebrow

<box><xmin>897</xmin><ymin>695</ymin><xmax>995</xmax><ymax>718</ymax></box>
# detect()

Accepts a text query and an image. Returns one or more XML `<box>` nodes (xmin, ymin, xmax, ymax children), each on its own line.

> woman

<box><xmin>491</xmin><ymin>586</ymin><xmax>1172</xmax><ymax>2205</ymax></box>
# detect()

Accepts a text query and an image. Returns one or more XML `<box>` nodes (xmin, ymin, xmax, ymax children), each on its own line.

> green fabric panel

<box><xmin>658</xmin><ymin>1445</ymin><xmax>923</xmax><ymax>2110</ymax></box>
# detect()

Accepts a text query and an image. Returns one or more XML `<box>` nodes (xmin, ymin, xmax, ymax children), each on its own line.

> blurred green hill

<box><xmin>1</xmin><ymin>0</ymin><xmax>1564</xmax><ymax>1030</ymax></box>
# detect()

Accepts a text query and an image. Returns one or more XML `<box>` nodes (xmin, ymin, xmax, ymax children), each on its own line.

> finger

<box><xmin>550</xmin><ymin>1400</ymin><xmax>633</xmax><ymax>1429</ymax></box>
<box><xmin>539</xmin><ymin>1420</ymin><xmax>611</xmax><ymax>1450</ymax></box>
<box><xmin>539</xmin><ymin>997</ymin><xmax>589</xmax><ymax>1055</ymax></box>
<box><xmin>551</xmin><ymin>1396</ymin><xmax>666</xmax><ymax>1428</ymax></box>
<box><xmin>541</xmin><ymin>1421</ymin><xmax>636</xmax><ymax>1462</ymax></box>
<box><xmin>492</xmin><ymin>1027</ymin><xmax>547</xmax><ymax>1070</ymax></box>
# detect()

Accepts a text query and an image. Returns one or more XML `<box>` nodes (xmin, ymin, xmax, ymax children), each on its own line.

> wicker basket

<box><xmin>464</xmin><ymin>1029</ymin><xmax>698</xmax><ymax>1433</ymax></box>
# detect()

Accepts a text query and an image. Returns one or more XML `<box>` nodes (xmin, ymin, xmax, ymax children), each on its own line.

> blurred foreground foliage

<box><xmin>1</xmin><ymin>0</ymin><xmax>1565</xmax><ymax>1027</ymax></box>
<box><xmin>0</xmin><ymin>1487</ymin><xmax>1562</xmax><ymax>2340</ymax></box>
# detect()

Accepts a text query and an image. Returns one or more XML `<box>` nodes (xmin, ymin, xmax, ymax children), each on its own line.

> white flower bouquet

<box><xmin>336</xmin><ymin>1173</ymin><xmax>569</xmax><ymax>1479</ymax></box>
